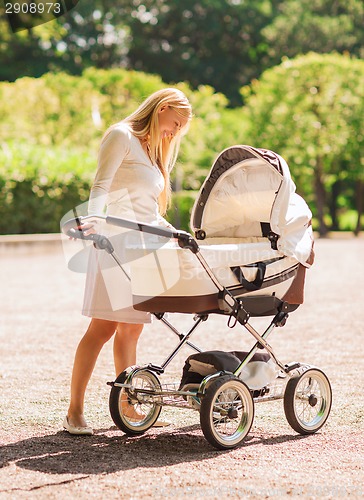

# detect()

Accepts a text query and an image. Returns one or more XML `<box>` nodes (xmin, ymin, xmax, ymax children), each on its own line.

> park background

<box><xmin>1</xmin><ymin>2</ymin><xmax>364</xmax><ymax>499</ymax></box>
<box><xmin>0</xmin><ymin>0</ymin><xmax>363</xmax><ymax>237</ymax></box>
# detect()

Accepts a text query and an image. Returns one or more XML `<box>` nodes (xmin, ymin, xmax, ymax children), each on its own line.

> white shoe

<box><xmin>63</xmin><ymin>416</ymin><xmax>93</xmax><ymax>436</ymax></box>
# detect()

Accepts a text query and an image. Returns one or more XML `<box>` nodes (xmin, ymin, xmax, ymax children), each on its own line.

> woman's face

<box><xmin>157</xmin><ymin>105</ymin><xmax>189</xmax><ymax>140</ymax></box>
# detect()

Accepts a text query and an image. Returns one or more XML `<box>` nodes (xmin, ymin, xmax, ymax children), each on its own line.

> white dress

<box><xmin>82</xmin><ymin>124</ymin><xmax>169</xmax><ymax>323</ymax></box>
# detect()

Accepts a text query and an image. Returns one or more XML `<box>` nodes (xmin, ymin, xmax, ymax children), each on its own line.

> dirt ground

<box><xmin>0</xmin><ymin>236</ymin><xmax>363</xmax><ymax>499</ymax></box>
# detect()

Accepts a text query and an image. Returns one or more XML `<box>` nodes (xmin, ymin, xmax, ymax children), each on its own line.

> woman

<box><xmin>63</xmin><ymin>88</ymin><xmax>192</xmax><ymax>435</ymax></box>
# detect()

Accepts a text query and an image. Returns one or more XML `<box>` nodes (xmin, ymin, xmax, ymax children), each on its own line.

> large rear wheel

<box><xmin>200</xmin><ymin>375</ymin><xmax>254</xmax><ymax>450</ymax></box>
<box><xmin>284</xmin><ymin>368</ymin><xmax>332</xmax><ymax>434</ymax></box>
<box><xmin>109</xmin><ymin>368</ymin><xmax>162</xmax><ymax>436</ymax></box>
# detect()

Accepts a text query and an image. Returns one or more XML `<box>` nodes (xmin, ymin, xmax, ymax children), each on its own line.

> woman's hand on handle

<box><xmin>81</xmin><ymin>219</ymin><xmax>100</xmax><ymax>237</ymax></box>
<box><xmin>62</xmin><ymin>216</ymin><xmax>104</xmax><ymax>241</ymax></box>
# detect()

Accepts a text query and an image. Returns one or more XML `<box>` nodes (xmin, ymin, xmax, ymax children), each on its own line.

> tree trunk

<box><xmin>354</xmin><ymin>179</ymin><xmax>363</xmax><ymax>236</ymax></box>
<box><xmin>314</xmin><ymin>157</ymin><xmax>328</xmax><ymax>236</ymax></box>
<box><xmin>329</xmin><ymin>180</ymin><xmax>341</xmax><ymax>231</ymax></box>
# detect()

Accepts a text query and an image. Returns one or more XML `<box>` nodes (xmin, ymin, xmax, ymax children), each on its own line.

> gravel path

<box><xmin>0</xmin><ymin>237</ymin><xmax>363</xmax><ymax>499</ymax></box>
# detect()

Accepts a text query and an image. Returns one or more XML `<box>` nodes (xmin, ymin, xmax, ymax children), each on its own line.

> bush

<box><xmin>167</xmin><ymin>191</ymin><xmax>198</xmax><ymax>232</ymax></box>
<box><xmin>1</xmin><ymin>69</ymin><xmax>242</xmax><ymax>234</ymax></box>
<box><xmin>0</xmin><ymin>142</ymin><xmax>94</xmax><ymax>234</ymax></box>
<box><xmin>0</xmin><ymin>142</ymin><xmax>198</xmax><ymax>234</ymax></box>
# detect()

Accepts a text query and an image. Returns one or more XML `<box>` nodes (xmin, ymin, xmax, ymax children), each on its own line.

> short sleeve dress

<box><xmin>82</xmin><ymin>124</ymin><xmax>168</xmax><ymax>324</ymax></box>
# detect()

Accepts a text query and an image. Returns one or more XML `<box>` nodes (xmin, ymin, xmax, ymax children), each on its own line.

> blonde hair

<box><xmin>108</xmin><ymin>88</ymin><xmax>192</xmax><ymax>215</ymax></box>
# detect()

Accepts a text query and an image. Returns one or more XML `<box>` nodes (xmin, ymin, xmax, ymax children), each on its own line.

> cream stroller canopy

<box><xmin>190</xmin><ymin>145</ymin><xmax>314</xmax><ymax>267</ymax></box>
<box><xmin>126</xmin><ymin>145</ymin><xmax>314</xmax><ymax>315</ymax></box>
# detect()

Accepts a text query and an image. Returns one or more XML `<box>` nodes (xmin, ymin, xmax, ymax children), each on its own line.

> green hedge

<box><xmin>0</xmin><ymin>68</ymin><xmax>244</xmax><ymax>234</ymax></box>
<box><xmin>0</xmin><ymin>142</ymin><xmax>94</xmax><ymax>234</ymax></box>
<box><xmin>3</xmin><ymin>61</ymin><xmax>362</xmax><ymax>235</ymax></box>
<box><xmin>0</xmin><ymin>142</ymin><xmax>198</xmax><ymax>233</ymax></box>
<box><xmin>167</xmin><ymin>191</ymin><xmax>198</xmax><ymax>231</ymax></box>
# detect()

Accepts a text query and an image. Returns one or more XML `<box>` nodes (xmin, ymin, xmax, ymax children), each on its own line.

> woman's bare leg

<box><xmin>113</xmin><ymin>322</ymin><xmax>144</xmax><ymax>419</ymax></box>
<box><xmin>113</xmin><ymin>322</ymin><xmax>144</xmax><ymax>376</ymax></box>
<box><xmin>67</xmin><ymin>318</ymin><xmax>117</xmax><ymax>428</ymax></box>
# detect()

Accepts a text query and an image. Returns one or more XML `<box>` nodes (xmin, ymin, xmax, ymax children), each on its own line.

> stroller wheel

<box><xmin>109</xmin><ymin>368</ymin><xmax>162</xmax><ymax>436</ymax></box>
<box><xmin>284</xmin><ymin>368</ymin><xmax>332</xmax><ymax>435</ymax></box>
<box><xmin>200</xmin><ymin>375</ymin><xmax>254</xmax><ymax>450</ymax></box>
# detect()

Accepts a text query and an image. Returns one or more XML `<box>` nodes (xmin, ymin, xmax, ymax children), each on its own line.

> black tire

<box><xmin>200</xmin><ymin>375</ymin><xmax>254</xmax><ymax>450</ymax></box>
<box><xmin>284</xmin><ymin>368</ymin><xmax>332</xmax><ymax>435</ymax></box>
<box><xmin>109</xmin><ymin>368</ymin><xmax>162</xmax><ymax>436</ymax></box>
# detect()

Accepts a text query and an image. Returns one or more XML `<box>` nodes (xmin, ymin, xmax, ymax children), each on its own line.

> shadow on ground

<box><xmin>1</xmin><ymin>425</ymin><xmax>308</xmax><ymax>476</ymax></box>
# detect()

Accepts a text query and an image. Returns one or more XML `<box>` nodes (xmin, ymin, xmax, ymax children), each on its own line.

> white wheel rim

<box><xmin>293</xmin><ymin>370</ymin><xmax>331</xmax><ymax>431</ymax></box>
<box><xmin>209</xmin><ymin>380</ymin><xmax>253</xmax><ymax>446</ymax></box>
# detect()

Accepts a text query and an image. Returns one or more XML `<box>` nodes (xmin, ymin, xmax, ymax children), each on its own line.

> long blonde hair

<box><xmin>109</xmin><ymin>88</ymin><xmax>192</xmax><ymax>215</ymax></box>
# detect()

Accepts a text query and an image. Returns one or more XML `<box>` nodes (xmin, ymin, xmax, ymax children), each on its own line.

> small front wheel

<box><xmin>200</xmin><ymin>375</ymin><xmax>254</xmax><ymax>450</ymax></box>
<box><xmin>284</xmin><ymin>368</ymin><xmax>332</xmax><ymax>434</ymax></box>
<box><xmin>109</xmin><ymin>368</ymin><xmax>162</xmax><ymax>436</ymax></box>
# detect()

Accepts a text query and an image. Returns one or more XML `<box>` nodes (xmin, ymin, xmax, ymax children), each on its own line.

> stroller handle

<box><xmin>106</xmin><ymin>215</ymin><xmax>176</xmax><ymax>239</ymax></box>
<box><xmin>62</xmin><ymin>215</ymin><xmax>106</xmax><ymax>241</ymax></box>
<box><xmin>61</xmin><ymin>215</ymin><xmax>115</xmax><ymax>252</ymax></box>
<box><xmin>106</xmin><ymin>216</ymin><xmax>199</xmax><ymax>254</ymax></box>
<box><xmin>61</xmin><ymin>215</ymin><xmax>199</xmax><ymax>253</ymax></box>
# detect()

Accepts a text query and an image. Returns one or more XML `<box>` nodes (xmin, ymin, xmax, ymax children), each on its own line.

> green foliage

<box><xmin>82</xmin><ymin>67</ymin><xmax>165</xmax><ymax>129</ymax></box>
<box><xmin>167</xmin><ymin>191</ymin><xmax>198</xmax><ymax>231</ymax></box>
<box><xmin>263</xmin><ymin>0</ymin><xmax>364</xmax><ymax>62</ymax></box>
<box><xmin>175</xmin><ymin>85</ymin><xmax>248</xmax><ymax>190</ymax></box>
<box><xmin>337</xmin><ymin>210</ymin><xmax>359</xmax><ymax>232</ymax></box>
<box><xmin>241</xmin><ymin>52</ymin><xmax>364</xmax><ymax>234</ymax></box>
<box><xmin>0</xmin><ymin>142</ymin><xmax>94</xmax><ymax>233</ymax></box>
<box><xmin>1</xmin><ymin>56</ymin><xmax>363</xmax><ymax>235</ymax></box>
<box><xmin>113</xmin><ymin>0</ymin><xmax>272</xmax><ymax>106</ymax></box>
<box><xmin>2</xmin><ymin>1</ymin><xmax>363</xmax><ymax>106</ymax></box>
<box><xmin>1</xmin><ymin>73</ymin><xmax>103</xmax><ymax>150</ymax></box>
<box><xmin>0</xmin><ymin>69</ymin><xmax>239</xmax><ymax>233</ymax></box>
<box><xmin>242</xmin><ymin>52</ymin><xmax>364</xmax><ymax>181</ymax></box>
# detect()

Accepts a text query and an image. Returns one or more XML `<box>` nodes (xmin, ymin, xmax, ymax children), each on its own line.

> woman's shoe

<box><xmin>63</xmin><ymin>416</ymin><xmax>94</xmax><ymax>436</ymax></box>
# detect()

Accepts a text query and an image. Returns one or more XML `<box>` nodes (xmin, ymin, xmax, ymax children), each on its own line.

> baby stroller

<box><xmin>63</xmin><ymin>145</ymin><xmax>332</xmax><ymax>450</ymax></box>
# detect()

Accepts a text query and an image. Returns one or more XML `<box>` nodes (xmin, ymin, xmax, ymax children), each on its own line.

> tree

<box><xmin>0</xmin><ymin>17</ymin><xmax>53</xmax><ymax>80</ymax></box>
<box><xmin>115</xmin><ymin>0</ymin><xmax>271</xmax><ymax>106</ymax></box>
<box><xmin>241</xmin><ymin>52</ymin><xmax>364</xmax><ymax>235</ymax></box>
<box><xmin>263</xmin><ymin>0</ymin><xmax>364</xmax><ymax>62</ymax></box>
<box><xmin>0</xmin><ymin>1</ymin><xmax>130</xmax><ymax>79</ymax></box>
<box><xmin>2</xmin><ymin>1</ymin><xmax>364</xmax><ymax>107</ymax></box>
<box><xmin>0</xmin><ymin>0</ymin><xmax>273</xmax><ymax>105</ymax></box>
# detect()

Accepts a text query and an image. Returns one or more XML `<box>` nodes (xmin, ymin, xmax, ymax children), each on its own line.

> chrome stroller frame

<box><xmin>63</xmin><ymin>215</ymin><xmax>332</xmax><ymax>450</ymax></box>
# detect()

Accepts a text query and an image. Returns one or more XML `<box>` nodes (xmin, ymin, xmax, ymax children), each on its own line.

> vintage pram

<box><xmin>62</xmin><ymin>145</ymin><xmax>332</xmax><ymax>450</ymax></box>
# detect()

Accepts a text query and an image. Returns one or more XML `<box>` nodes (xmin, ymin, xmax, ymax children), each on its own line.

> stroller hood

<box><xmin>190</xmin><ymin>145</ymin><xmax>314</xmax><ymax>267</ymax></box>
